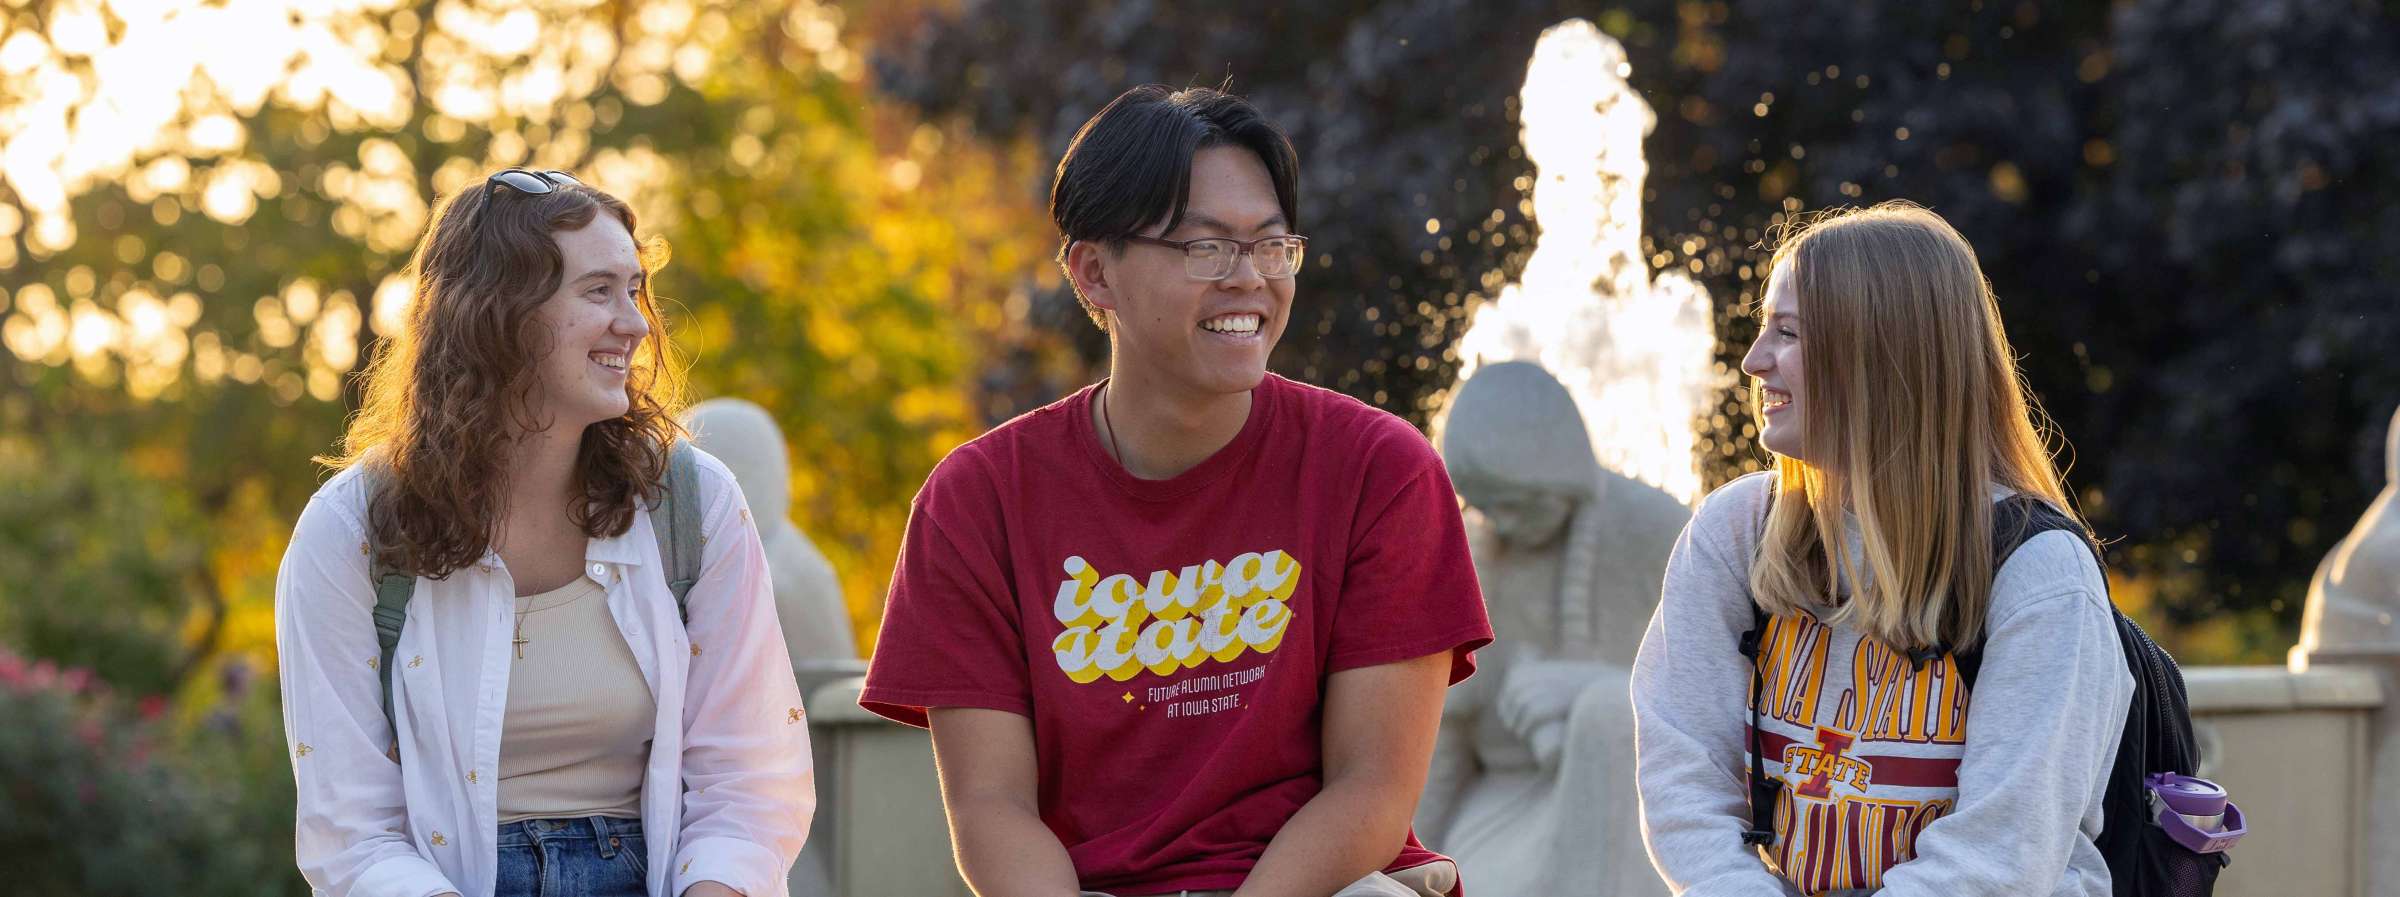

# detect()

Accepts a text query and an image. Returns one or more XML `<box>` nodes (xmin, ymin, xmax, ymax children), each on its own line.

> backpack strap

<box><xmin>1949</xmin><ymin>495</ymin><xmax>2103</xmax><ymax>692</ymax></box>
<box><xmin>1739</xmin><ymin>476</ymin><xmax>1780</xmax><ymax>847</ymax></box>
<box><xmin>357</xmin><ymin>466</ymin><xmax>415</xmax><ymax>745</ymax></box>
<box><xmin>1740</xmin><ymin>604</ymin><xmax>1778</xmax><ymax>847</ymax></box>
<box><xmin>652</xmin><ymin>441</ymin><xmax>703</xmax><ymax>623</ymax></box>
<box><xmin>371</xmin><ymin>563</ymin><xmax>412</xmax><ymax>739</ymax></box>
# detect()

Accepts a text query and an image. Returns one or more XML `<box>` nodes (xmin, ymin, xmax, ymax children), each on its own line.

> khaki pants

<box><xmin>1088</xmin><ymin>860</ymin><xmax>1460</xmax><ymax>897</ymax></box>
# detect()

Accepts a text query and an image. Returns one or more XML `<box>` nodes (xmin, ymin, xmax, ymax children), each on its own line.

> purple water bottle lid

<box><xmin>2146</xmin><ymin>773</ymin><xmax>2245</xmax><ymax>854</ymax></box>
<box><xmin>2145</xmin><ymin>773</ymin><xmax>2228</xmax><ymax>817</ymax></box>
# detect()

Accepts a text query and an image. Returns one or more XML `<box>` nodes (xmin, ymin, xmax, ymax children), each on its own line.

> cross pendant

<box><xmin>513</xmin><ymin>616</ymin><xmax>529</xmax><ymax>660</ymax></box>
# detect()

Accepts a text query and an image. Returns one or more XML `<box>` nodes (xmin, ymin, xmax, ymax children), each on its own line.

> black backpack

<box><xmin>1736</xmin><ymin>494</ymin><xmax>2228</xmax><ymax>896</ymax></box>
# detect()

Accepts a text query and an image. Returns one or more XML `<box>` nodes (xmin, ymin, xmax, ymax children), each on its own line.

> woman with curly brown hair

<box><xmin>275</xmin><ymin>169</ymin><xmax>813</xmax><ymax>897</ymax></box>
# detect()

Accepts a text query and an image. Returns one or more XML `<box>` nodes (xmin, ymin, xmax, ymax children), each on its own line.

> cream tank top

<box><xmin>497</xmin><ymin>575</ymin><xmax>655</xmax><ymax>822</ymax></box>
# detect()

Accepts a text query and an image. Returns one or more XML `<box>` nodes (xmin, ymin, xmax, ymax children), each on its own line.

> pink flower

<box><xmin>29</xmin><ymin>659</ymin><xmax>57</xmax><ymax>690</ymax></box>
<box><xmin>138</xmin><ymin>694</ymin><xmax>168</xmax><ymax>721</ymax></box>
<box><xmin>61</xmin><ymin>667</ymin><xmax>92</xmax><ymax>696</ymax></box>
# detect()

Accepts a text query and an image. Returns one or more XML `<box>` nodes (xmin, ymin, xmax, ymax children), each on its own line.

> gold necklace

<box><xmin>512</xmin><ymin>593</ymin><xmax>533</xmax><ymax>660</ymax></box>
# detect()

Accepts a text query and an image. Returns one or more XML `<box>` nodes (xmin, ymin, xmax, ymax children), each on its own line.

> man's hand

<box><xmin>681</xmin><ymin>881</ymin><xmax>743</xmax><ymax>897</ymax></box>
<box><xmin>1231</xmin><ymin>651</ymin><xmax>1451</xmax><ymax>897</ymax></box>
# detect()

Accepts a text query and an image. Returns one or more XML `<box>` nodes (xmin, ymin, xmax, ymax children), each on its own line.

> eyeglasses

<box><xmin>1124</xmin><ymin>234</ymin><xmax>1309</xmax><ymax>281</ymax></box>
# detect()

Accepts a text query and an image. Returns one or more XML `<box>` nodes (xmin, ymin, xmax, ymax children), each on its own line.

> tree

<box><xmin>0</xmin><ymin>2</ymin><xmax>1048</xmax><ymax>887</ymax></box>
<box><xmin>0</xmin><ymin>0</ymin><xmax>1047</xmax><ymax>668</ymax></box>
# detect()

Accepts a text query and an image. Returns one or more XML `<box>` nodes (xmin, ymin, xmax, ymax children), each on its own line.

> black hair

<box><xmin>1050</xmin><ymin>84</ymin><xmax>1302</xmax><ymax>328</ymax></box>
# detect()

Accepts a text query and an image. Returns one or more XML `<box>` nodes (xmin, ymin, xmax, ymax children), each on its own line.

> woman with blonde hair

<box><xmin>275</xmin><ymin>169</ymin><xmax>813</xmax><ymax>897</ymax></box>
<box><xmin>1632</xmin><ymin>202</ymin><xmax>2132</xmax><ymax>896</ymax></box>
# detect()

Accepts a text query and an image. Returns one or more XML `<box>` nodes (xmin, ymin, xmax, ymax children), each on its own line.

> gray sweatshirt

<box><xmin>1631</xmin><ymin>473</ymin><xmax>2132</xmax><ymax>897</ymax></box>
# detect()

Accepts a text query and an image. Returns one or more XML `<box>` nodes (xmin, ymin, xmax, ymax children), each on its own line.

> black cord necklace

<box><xmin>1099</xmin><ymin>381</ymin><xmax>1126</xmax><ymax>468</ymax></box>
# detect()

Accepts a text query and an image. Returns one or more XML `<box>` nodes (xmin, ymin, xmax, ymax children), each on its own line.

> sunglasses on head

<box><xmin>488</xmin><ymin>168</ymin><xmax>580</xmax><ymax>195</ymax></box>
<box><xmin>461</xmin><ymin>168</ymin><xmax>581</xmax><ymax>233</ymax></box>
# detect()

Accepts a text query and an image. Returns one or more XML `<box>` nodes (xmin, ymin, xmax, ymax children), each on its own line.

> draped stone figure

<box><xmin>684</xmin><ymin>398</ymin><xmax>856</xmax><ymax>664</ymax></box>
<box><xmin>2296</xmin><ymin>403</ymin><xmax>2400</xmax><ymax>897</ymax></box>
<box><xmin>683</xmin><ymin>398</ymin><xmax>863</xmax><ymax>897</ymax></box>
<box><xmin>1420</xmin><ymin>361</ymin><xmax>1687</xmax><ymax>896</ymax></box>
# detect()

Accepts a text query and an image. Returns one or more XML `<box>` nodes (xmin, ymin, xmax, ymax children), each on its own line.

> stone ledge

<box><xmin>803</xmin><ymin>666</ymin><xmax>2391</xmax><ymax>719</ymax></box>
<box><xmin>2185</xmin><ymin>664</ymin><xmax>2384</xmax><ymax>714</ymax></box>
<box><xmin>806</xmin><ymin>675</ymin><xmax>879</xmax><ymax>724</ymax></box>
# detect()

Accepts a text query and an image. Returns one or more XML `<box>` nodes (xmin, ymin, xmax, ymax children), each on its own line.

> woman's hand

<box><xmin>681</xmin><ymin>882</ymin><xmax>743</xmax><ymax>897</ymax></box>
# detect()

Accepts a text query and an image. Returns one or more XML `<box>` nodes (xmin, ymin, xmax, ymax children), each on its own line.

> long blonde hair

<box><xmin>1749</xmin><ymin>202</ymin><xmax>2076</xmax><ymax>652</ymax></box>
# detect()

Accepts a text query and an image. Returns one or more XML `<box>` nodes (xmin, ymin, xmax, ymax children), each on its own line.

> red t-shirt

<box><xmin>860</xmin><ymin>373</ymin><xmax>1492</xmax><ymax>894</ymax></box>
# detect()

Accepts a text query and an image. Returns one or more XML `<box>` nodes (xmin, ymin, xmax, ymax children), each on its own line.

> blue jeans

<box><xmin>494</xmin><ymin>815</ymin><xmax>647</xmax><ymax>897</ymax></box>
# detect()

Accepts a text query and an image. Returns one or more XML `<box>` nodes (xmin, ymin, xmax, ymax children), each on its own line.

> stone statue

<box><xmin>1421</xmin><ymin>361</ymin><xmax>1687</xmax><ymax>896</ymax></box>
<box><xmin>684</xmin><ymin>398</ymin><xmax>857</xmax><ymax>664</ymax></box>
<box><xmin>683</xmin><ymin>398</ymin><xmax>861</xmax><ymax>897</ymax></box>
<box><xmin>2295</xmin><ymin>403</ymin><xmax>2400</xmax><ymax>897</ymax></box>
<box><xmin>2299</xmin><ymin>403</ymin><xmax>2400</xmax><ymax>658</ymax></box>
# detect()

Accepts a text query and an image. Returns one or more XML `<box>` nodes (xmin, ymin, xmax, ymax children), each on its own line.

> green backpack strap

<box><xmin>358</xmin><ymin>466</ymin><xmax>414</xmax><ymax>746</ymax></box>
<box><xmin>371</xmin><ymin>564</ymin><xmax>412</xmax><ymax>740</ymax></box>
<box><xmin>652</xmin><ymin>441</ymin><xmax>703</xmax><ymax>623</ymax></box>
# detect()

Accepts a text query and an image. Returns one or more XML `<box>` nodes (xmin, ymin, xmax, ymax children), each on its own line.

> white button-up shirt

<box><xmin>275</xmin><ymin>448</ymin><xmax>813</xmax><ymax>897</ymax></box>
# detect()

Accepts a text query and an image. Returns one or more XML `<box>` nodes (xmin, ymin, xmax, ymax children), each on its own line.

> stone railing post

<box><xmin>2290</xmin><ymin>646</ymin><xmax>2400</xmax><ymax>897</ymax></box>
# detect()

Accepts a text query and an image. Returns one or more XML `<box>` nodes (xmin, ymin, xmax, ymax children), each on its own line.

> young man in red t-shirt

<box><xmin>859</xmin><ymin>84</ymin><xmax>1494</xmax><ymax>897</ymax></box>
